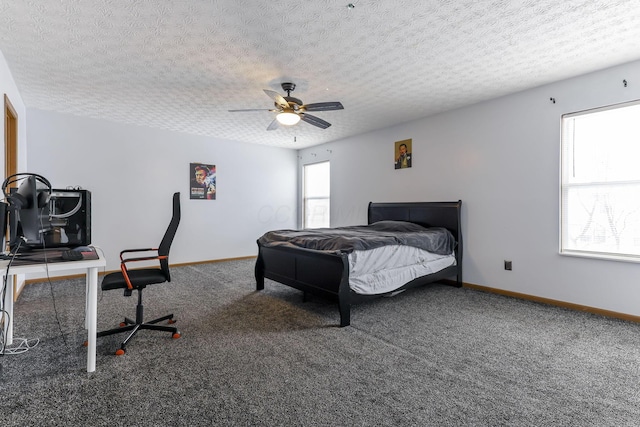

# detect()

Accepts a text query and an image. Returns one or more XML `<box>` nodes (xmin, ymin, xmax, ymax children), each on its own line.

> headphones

<box><xmin>2</xmin><ymin>172</ymin><xmax>53</xmax><ymax>209</ymax></box>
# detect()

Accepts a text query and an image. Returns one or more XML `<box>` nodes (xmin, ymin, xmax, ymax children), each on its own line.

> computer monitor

<box><xmin>7</xmin><ymin>174</ymin><xmax>51</xmax><ymax>251</ymax></box>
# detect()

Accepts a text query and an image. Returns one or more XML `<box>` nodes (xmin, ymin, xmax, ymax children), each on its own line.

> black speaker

<box><xmin>44</xmin><ymin>189</ymin><xmax>91</xmax><ymax>247</ymax></box>
<box><xmin>0</xmin><ymin>201</ymin><xmax>7</xmax><ymax>252</ymax></box>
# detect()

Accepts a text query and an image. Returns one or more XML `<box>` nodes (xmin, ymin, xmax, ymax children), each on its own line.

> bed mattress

<box><xmin>348</xmin><ymin>245</ymin><xmax>456</xmax><ymax>295</ymax></box>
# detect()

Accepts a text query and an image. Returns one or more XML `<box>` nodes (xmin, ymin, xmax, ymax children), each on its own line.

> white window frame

<box><xmin>560</xmin><ymin>99</ymin><xmax>640</xmax><ymax>262</ymax></box>
<box><xmin>302</xmin><ymin>161</ymin><xmax>330</xmax><ymax>229</ymax></box>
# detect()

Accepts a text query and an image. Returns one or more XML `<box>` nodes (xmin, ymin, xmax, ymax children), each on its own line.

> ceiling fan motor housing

<box><xmin>280</xmin><ymin>83</ymin><xmax>302</xmax><ymax>109</ymax></box>
<box><xmin>281</xmin><ymin>82</ymin><xmax>296</xmax><ymax>93</ymax></box>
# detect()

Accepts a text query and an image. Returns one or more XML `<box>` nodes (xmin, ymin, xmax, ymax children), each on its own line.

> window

<box><xmin>303</xmin><ymin>161</ymin><xmax>330</xmax><ymax>228</ymax></box>
<box><xmin>561</xmin><ymin>100</ymin><xmax>640</xmax><ymax>260</ymax></box>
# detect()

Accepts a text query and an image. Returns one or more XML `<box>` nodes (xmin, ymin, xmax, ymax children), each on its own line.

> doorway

<box><xmin>4</xmin><ymin>94</ymin><xmax>17</xmax><ymax>254</ymax></box>
<box><xmin>4</xmin><ymin>94</ymin><xmax>17</xmax><ymax>181</ymax></box>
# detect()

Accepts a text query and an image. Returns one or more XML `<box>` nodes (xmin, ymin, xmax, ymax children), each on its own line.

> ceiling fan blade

<box><xmin>228</xmin><ymin>109</ymin><xmax>276</xmax><ymax>112</ymax></box>
<box><xmin>300</xmin><ymin>113</ymin><xmax>331</xmax><ymax>129</ymax></box>
<box><xmin>266</xmin><ymin>118</ymin><xmax>280</xmax><ymax>131</ymax></box>
<box><xmin>264</xmin><ymin>89</ymin><xmax>289</xmax><ymax>109</ymax></box>
<box><xmin>302</xmin><ymin>102</ymin><xmax>344</xmax><ymax>112</ymax></box>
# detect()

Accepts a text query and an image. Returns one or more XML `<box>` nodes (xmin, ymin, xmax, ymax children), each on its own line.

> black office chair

<box><xmin>96</xmin><ymin>192</ymin><xmax>181</xmax><ymax>356</ymax></box>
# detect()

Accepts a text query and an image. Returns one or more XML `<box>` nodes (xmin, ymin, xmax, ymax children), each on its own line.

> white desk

<box><xmin>1</xmin><ymin>252</ymin><xmax>106</xmax><ymax>372</ymax></box>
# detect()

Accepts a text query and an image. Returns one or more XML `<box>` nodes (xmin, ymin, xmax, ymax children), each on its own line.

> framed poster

<box><xmin>394</xmin><ymin>139</ymin><xmax>412</xmax><ymax>169</ymax></box>
<box><xmin>189</xmin><ymin>163</ymin><xmax>216</xmax><ymax>200</ymax></box>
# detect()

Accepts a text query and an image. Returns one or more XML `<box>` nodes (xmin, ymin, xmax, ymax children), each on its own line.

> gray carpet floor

<box><xmin>1</xmin><ymin>258</ymin><xmax>640</xmax><ymax>426</ymax></box>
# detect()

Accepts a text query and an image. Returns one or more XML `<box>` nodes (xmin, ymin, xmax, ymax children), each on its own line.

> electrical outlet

<box><xmin>504</xmin><ymin>260</ymin><xmax>512</xmax><ymax>271</ymax></box>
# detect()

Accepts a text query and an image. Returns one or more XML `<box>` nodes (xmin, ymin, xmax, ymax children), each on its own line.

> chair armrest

<box><xmin>121</xmin><ymin>255</ymin><xmax>167</xmax><ymax>265</ymax></box>
<box><xmin>120</xmin><ymin>255</ymin><xmax>162</xmax><ymax>262</ymax></box>
<box><xmin>119</xmin><ymin>247</ymin><xmax>157</xmax><ymax>259</ymax></box>
<box><xmin>119</xmin><ymin>250</ymin><xmax>167</xmax><ymax>290</ymax></box>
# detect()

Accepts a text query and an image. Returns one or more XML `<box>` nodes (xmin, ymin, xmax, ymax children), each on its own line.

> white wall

<box><xmin>0</xmin><ymin>51</ymin><xmax>27</xmax><ymax>174</ymax></box>
<box><xmin>26</xmin><ymin>109</ymin><xmax>298</xmax><ymax>272</ymax></box>
<box><xmin>298</xmin><ymin>59</ymin><xmax>640</xmax><ymax>318</ymax></box>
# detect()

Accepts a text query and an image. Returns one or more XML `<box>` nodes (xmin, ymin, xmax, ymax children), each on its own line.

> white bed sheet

<box><xmin>347</xmin><ymin>245</ymin><xmax>456</xmax><ymax>295</ymax></box>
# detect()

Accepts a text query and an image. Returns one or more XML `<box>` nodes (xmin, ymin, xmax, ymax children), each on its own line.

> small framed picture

<box><xmin>189</xmin><ymin>163</ymin><xmax>216</xmax><ymax>200</ymax></box>
<box><xmin>394</xmin><ymin>139</ymin><xmax>412</xmax><ymax>169</ymax></box>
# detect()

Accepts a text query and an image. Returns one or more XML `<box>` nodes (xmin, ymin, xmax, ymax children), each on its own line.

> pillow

<box><xmin>368</xmin><ymin>220</ymin><xmax>428</xmax><ymax>232</ymax></box>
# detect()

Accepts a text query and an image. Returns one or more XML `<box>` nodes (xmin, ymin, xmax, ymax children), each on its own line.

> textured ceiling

<box><xmin>1</xmin><ymin>1</ymin><xmax>640</xmax><ymax>149</ymax></box>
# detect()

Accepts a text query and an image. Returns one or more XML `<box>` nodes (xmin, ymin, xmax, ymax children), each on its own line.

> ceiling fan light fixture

<box><xmin>276</xmin><ymin>111</ymin><xmax>301</xmax><ymax>126</ymax></box>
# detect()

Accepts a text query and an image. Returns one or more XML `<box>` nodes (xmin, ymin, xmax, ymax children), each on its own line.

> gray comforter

<box><xmin>258</xmin><ymin>220</ymin><xmax>455</xmax><ymax>255</ymax></box>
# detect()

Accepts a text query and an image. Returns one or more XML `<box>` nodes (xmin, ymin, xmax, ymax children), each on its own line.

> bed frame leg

<box><xmin>456</xmin><ymin>268</ymin><xmax>463</xmax><ymax>288</ymax></box>
<box><xmin>337</xmin><ymin>256</ymin><xmax>351</xmax><ymax>327</ymax></box>
<box><xmin>338</xmin><ymin>301</ymin><xmax>351</xmax><ymax>327</ymax></box>
<box><xmin>255</xmin><ymin>253</ymin><xmax>265</xmax><ymax>291</ymax></box>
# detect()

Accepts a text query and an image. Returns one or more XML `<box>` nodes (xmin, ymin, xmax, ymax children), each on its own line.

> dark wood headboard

<box><xmin>367</xmin><ymin>200</ymin><xmax>463</xmax><ymax>260</ymax></box>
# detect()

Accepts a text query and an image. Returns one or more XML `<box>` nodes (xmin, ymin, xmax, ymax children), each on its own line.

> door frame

<box><xmin>4</xmin><ymin>93</ymin><xmax>17</xmax><ymax>181</ymax></box>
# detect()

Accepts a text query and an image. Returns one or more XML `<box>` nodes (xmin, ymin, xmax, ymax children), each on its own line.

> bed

<box><xmin>255</xmin><ymin>200</ymin><xmax>463</xmax><ymax>327</ymax></box>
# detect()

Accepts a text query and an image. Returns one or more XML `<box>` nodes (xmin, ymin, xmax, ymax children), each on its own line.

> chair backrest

<box><xmin>158</xmin><ymin>192</ymin><xmax>180</xmax><ymax>281</ymax></box>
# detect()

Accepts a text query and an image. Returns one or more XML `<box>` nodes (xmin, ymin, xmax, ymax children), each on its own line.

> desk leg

<box><xmin>86</xmin><ymin>266</ymin><xmax>98</xmax><ymax>373</ymax></box>
<box><xmin>2</xmin><ymin>275</ymin><xmax>14</xmax><ymax>346</ymax></box>
<box><xmin>85</xmin><ymin>273</ymin><xmax>90</xmax><ymax>329</ymax></box>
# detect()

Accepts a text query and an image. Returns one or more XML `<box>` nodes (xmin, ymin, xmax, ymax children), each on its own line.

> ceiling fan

<box><xmin>228</xmin><ymin>82</ymin><xmax>344</xmax><ymax>130</ymax></box>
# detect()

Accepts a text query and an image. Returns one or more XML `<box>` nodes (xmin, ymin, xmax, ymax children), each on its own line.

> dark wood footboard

<box><xmin>255</xmin><ymin>244</ymin><xmax>352</xmax><ymax>326</ymax></box>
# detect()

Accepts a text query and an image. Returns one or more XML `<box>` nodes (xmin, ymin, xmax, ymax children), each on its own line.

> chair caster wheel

<box><xmin>168</xmin><ymin>319</ymin><xmax>176</xmax><ymax>324</ymax></box>
<box><xmin>172</xmin><ymin>332</ymin><xmax>181</xmax><ymax>339</ymax></box>
<box><xmin>115</xmin><ymin>348</ymin><xmax>125</xmax><ymax>356</ymax></box>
